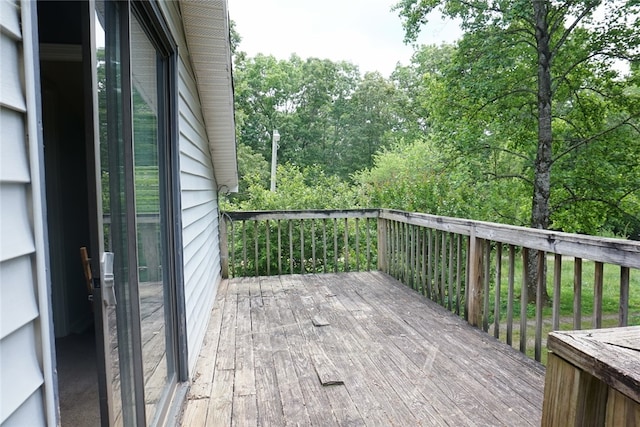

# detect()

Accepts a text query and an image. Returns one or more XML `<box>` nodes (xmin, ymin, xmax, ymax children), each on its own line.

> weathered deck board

<box><xmin>181</xmin><ymin>272</ymin><xmax>545</xmax><ymax>426</ymax></box>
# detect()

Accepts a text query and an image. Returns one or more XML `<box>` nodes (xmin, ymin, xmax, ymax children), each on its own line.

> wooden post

<box><xmin>467</xmin><ymin>228</ymin><xmax>484</xmax><ymax>328</ymax></box>
<box><xmin>219</xmin><ymin>214</ymin><xmax>229</xmax><ymax>278</ymax></box>
<box><xmin>377</xmin><ymin>217</ymin><xmax>388</xmax><ymax>272</ymax></box>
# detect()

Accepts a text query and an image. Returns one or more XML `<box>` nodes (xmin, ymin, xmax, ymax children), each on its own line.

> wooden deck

<box><xmin>181</xmin><ymin>272</ymin><xmax>546</xmax><ymax>426</ymax></box>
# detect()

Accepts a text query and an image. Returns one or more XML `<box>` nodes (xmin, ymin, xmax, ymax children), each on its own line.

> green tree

<box><xmin>394</xmin><ymin>0</ymin><xmax>640</xmax><ymax>302</ymax></box>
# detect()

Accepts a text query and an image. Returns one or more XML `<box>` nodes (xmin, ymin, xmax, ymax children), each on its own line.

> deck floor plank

<box><xmin>357</xmin><ymin>271</ymin><xmax>546</xmax><ymax>415</ymax></box>
<box><xmin>251</xmin><ymin>277</ymin><xmax>286</xmax><ymax>426</ymax></box>
<box><xmin>183</xmin><ymin>272</ymin><xmax>546</xmax><ymax>426</ymax></box>
<box><xmin>310</xmin><ymin>275</ymin><xmax>464</xmax><ymax>426</ymax></box>
<box><xmin>351</xmin><ymin>272</ymin><xmax>543</xmax><ymax>422</ymax></box>
<box><xmin>284</xmin><ymin>276</ymin><xmax>378</xmax><ymax>426</ymax></box>
<box><xmin>266</xmin><ymin>277</ymin><xmax>312</xmax><ymax>426</ymax></box>
<box><xmin>333</xmin><ymin>273</ymin><xmax>514</xmax><ymax>425</ymax></box>
<box><xmin>276</xmin><ymin>276</ymin><xmax>346</xmax><ymax>426</ymax></box>
<box><xmin>233</xmin><ymin>278</ymin><xmax>258</xmax><ymax>426</ymax></box>
<box><xmin>291</xmin><ymin>275</ymin><xmax>426</xmax><ymax>426</ymax></box>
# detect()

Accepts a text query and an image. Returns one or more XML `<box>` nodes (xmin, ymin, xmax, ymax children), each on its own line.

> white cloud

<box><xmin>229</xmin><ymin>0</ymin><xmax>462</xmax><ymax>76</ymax></box>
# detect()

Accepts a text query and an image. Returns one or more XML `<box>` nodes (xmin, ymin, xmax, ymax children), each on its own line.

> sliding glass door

<box><xmin>94</xmin><ymin>1</ymin><xmax>180</xmax><ymax>424</ymax></box>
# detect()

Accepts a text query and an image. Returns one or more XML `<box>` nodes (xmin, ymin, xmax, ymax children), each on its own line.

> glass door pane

<box><xmin>95</xmin><ymin>3</ymin><xmax>177</xmax><ymax>424</ymax></box>
<box><xmin>130</xmin><ymin>13</ymin><xmax>176</xmax><ymax>424</ymax></box>
<box><xmin>96</xmin><ymin>2</ymin><xmax>145</xmax><ymax>425</ymax></box>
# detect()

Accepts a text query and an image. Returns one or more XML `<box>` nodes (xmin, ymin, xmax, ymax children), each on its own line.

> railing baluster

<box><xmin>520</xmin><ymin>247</ymin><xmax>528</xmax><ymax>355</ymax></box>
<box><xmin>300</xmin><ymin>219</ymin><xmax>305</xmax><ymax>274</ymax></box>
<box><xmin>464</xmin><ymin>235</ymin><xmax>469</xmax><ymax>322</ymax></box>
<box><xmin>574</xmin><ymin>257</ymin><xmax>582</xmax><ymax>329</ymax></box>
<box><xmin>507</xmin><ymin>244</ymin><xmax>515</xmax><ymax>346</ymax></box>
<box><xmin>333</xmin><ymin>218</ymin><xmax>338</xmax><ymax>273</ymax></box>
<box><xmin>422</xmin><ymin>228</ymin><xmax>428</xmax><ymax>297</ymax></box>
<box><xmin>322</xmin><ymin>219</ymin><xmax>327</xmax><ymax>274</ymax></box>
<box><xmin>242</xmin><ymin>220</ymin><xmax>247</xmax><ymax>277</ymax></box>
<box><xmin>448</xmin><ymin>233</ymin><xmax>454</xmax><ymax>312</ymax></box>
<box><xmin>535</xmin><ymin>250</ymin><xmax>545</xmax><ymax>362</ymax></box>
<box><xmin>442</xmin><ymin>232</ymin><xmax>448</xmax><ymax>307</ymax></box>
<box><xmin>456</xmin><ymin>234</ymin><xmax>462</xmax><ymax>315</ymax></box>
<box><xmin>397</xmin><ymin>221</ymin><xmax>401</xmax><ymax>279</ymax></box>
<box><xmin>412</xmin><ymin>225</ymin><xmax>416</xmax><ymax>285</ymax></box>
<box><xmin>483</xmin><ymin>239</ymin><xmax>490</xmax><ymax>332</ymax></box>
<box><xmin>230</xmin><ymin>220</ymin><xmax>235</xmax><ymax>278</ymax></box>
<box><xmin>344</xmin><ymin>218</ymin><xmax>349</xmax><ymax>272</ymax></box>
<box><xmin>620</xmin><ymin>266</ymin><xmax>630</xmax><ymax>327</ymax></box>
<box><xmin>427</xmin><ymin>229</ymin><xmax>433</xmax><ymax>300</ymax></box>
<box><xmin>311</xmin><ymin>219</ymin><xmax>316</xmax><ymax>272</ymax></box>
<box><xmin>594</xmin><ymin>261</ymin><xmax>603</xmax><ymax>329</ymax></box>
<box><xmin>403</xmin><ymin>222</ymin><xmax>408</xmax><ymax>283</ymax></box>
<box><xmin>409</xmin><ymin>225</ymin><xmax>415</xmax><ymax>289</ymax></box>
<box><xmin>434</xmin><ymin>230</ymin><xmax>440</xmax><ymax>303</ymax></box>
<box><xmin>277</xmin><ymin>219</ymin><xmax>282</xmax><ymax>275</ymax></box>
<box><xmin>289</xmin><ymin>220</ymin><xmax>294</xmax><ymax>274</ymax></box>
<box><xmin>266</xmin><ymin>220</ymin><xmax>271</xmax><ymax>276</ymax></box>
<box><xmin>416</xmin><ymin>227</ymin><xmax>422</xmax><ymax>292</ymax></box>
<box><xmin>355</xmin><ymin>218</ymin><xmax>360</xmax><ymax>272</ymax></box>
<box><xmin>552</xmin><ymin>254</ymin><xmax>562</xmax><ymax>331</ymax></box>
<box><xmin>254</xmin><ymin>221</ymin><xmax>259</xmax><ymax>276</ymax></box>
<box><xmin>392</xmin><ymin>220</ymin><xmax>397</xmax><ymax>277</ymax></box>
<box><xmin>494</xmin><ymin>242</ymin><xmax>502</xmax><ymax>338</ymax></box>
<box><xmin>366</xmin><ymin>217</ymin><xmax>371</xmax><ymax>271</ymax></box>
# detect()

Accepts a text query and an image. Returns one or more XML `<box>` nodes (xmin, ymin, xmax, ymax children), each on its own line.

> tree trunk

<box><xmin>530</xmin><ymin>1</ymin><xmax>553</xmax><ymax>304</ymax></box>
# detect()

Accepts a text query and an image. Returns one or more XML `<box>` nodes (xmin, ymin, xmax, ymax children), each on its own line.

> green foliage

<box><xmin>233</xmin><ymin>53</ymin><xmax>399</xmax><ymax>180</ymax></box>
<box><xmin>223</xmin><ymin>163</ymin><xmax>358</xmax><ymax>211</ymax></box>
<box><xmin>391</xmin><ymin>0</ymin><xmax>640</xmax><ymax>238</ymax></box>
<box><xmin>227</xmin><ymin>12</ymin><xmax>639</xmax><ymax>240</ymax></box>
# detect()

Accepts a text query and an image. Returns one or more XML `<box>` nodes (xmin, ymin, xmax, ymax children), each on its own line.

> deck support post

<box><xmin>467</xmin><ymin>228</ymin><xmax>484</xmax><ymax>327</ymax></box>
<box><xmin>377</xmin><ymin>217</ymin><xmax>388</xmax><ymax>273</ymax></box>
<box><xmin>220</xmin><ymin>214</ymin><xmax>229</xmax><ymax>278</ymax></box>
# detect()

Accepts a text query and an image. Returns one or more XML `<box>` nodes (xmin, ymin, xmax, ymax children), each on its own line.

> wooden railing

<box><xmin>220</xmin><ymin>209</ymin><xmax>640</xmax><ymax>362</ymax></box>
<box><xmin>220</xmin><ymin>210</ymin><xmax>379</xmax><ymax>277</ymax></box>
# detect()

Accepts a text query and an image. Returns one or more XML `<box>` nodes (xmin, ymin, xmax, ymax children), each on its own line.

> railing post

<box><xmin>377</xmin><ymin>216</ymin><xmax>388</xmax><ymax>272</ymax></box>
<box><xmin>467</xmin><ymin>227</ymin><xmax>484</xmax><ymax>327</ymax></box>
<box><xmin>219</xmin><ymin>213</ymin><xmax>229</xmax><ymax>279</ymax></box>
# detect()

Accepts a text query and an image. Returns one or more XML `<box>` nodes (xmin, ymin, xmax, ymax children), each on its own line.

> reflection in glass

<box><xmin>96</xmin><ymin>1</ymin><xmax>137</xmax><ymax>425</ymax></box>
<box><xmin>130</xmin><ymin>14</ymin><xmax>173</xmax><ymax>424</ymax></box>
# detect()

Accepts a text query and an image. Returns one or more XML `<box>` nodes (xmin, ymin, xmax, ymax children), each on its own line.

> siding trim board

<box><xmin>21</xmin><ymin>1</ymin><xmax>58</xmax><ymax>423</ymax></box>
<box><xmin>0</xmin><ymin>0</ymin><xmax>56</xmax><ymax>424</ymax></box>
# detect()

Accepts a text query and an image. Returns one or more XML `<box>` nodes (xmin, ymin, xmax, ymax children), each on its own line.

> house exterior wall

<box><xmin>159</xmin><ymin>1</ymin><xmax>223</xmax><ymax>375</ymax></box>
<box><xmin>0</xmin><ymin>1</ymin><xmax>55</xmax><ymax>425</ymax></box>
<box><xmin>0</xmin><ymin>0</ymin><xmax>230</xmax><ymax>423</ymax></box>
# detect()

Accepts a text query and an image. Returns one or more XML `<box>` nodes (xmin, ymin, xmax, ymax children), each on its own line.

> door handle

<box><xmin>101</xmin><ymin>252</ymin><xmax>117</xmax><ymax>307</ymax></box>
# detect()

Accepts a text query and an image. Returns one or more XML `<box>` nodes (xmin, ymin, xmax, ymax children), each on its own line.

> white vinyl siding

<box><xmin>0</xmin><ymin>1</ymin><xmax>54</xmax><ymax>425</ymax></box>
<box><xmin>160</xmin><ymin>1</ymin><xmax>223</xmax><ymax>375</ymax></box>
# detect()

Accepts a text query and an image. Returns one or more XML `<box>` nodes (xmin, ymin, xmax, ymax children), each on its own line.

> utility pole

<box><xmin>270</xmin><ymin>129</ymin><xmax>280</xmax><ymax>192</ymax></box>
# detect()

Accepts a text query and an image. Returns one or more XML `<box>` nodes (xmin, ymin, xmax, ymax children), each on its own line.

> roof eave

<box><xmin>180</xmin><ymin>0</ymin><xmax>238</xmax><ymax>193</ymax></box>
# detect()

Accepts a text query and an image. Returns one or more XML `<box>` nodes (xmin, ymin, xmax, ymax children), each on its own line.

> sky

<box><xmin>228</xmin><ymin>0</ymin><xmax>463</xmax><ymax>77</ymax></box>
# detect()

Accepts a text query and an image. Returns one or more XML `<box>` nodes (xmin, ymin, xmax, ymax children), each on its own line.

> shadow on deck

<box><xmin>181</xmin><ymin>271</ymin><xmax>545</xmax><ymax>426</ymax></box>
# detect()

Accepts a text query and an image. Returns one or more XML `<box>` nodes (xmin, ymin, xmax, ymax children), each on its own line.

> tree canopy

<box><xmin>226</xmin><ymin>12</ymin><xmax>640</xmax><ymax>247</ymax></box>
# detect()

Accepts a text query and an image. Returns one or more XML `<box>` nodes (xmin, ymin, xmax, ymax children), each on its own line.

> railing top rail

<box><xmin>220</xmin><ymin>208</ymin><xmax>640</xmax><ymax>268</ymax></box>
<box><xmin>222</xmin><ymin>209</ymin><xmax>379</xmax><ymax>221</ymax></box>
<box><xmin>379</xmin><ymin>209</ymin><xmax>640</xmax><ymax>269</ymax></box>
